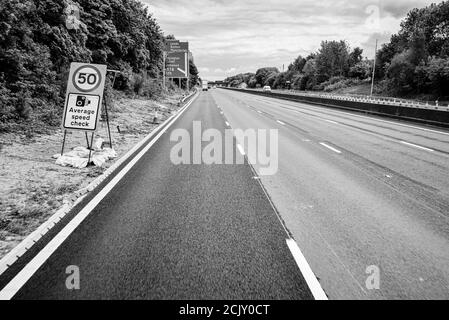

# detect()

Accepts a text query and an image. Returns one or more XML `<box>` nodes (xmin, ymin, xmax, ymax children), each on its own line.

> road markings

<box><xmin>400</xmin><ymin>141</ymin><xmax>435</xmax><ymax>152</ymax></box>
<box><xmin>259</xmin><ymin>97</ymin><xmax>449</xmax><ymax>137</ymax></box>
<box><xmin>257</xmin><ymin>110</ymin><xmax>263</xmax><ymax>114</ymax></box>
<box><xmin>276</xmin><ymin>120</ymin><xmax>286</xmax><ymax>126</ymax></box>
<box><xmin>319</xmin><ymin>142</ymin><xmax>342</xmax><ymax>154</ymax></box>
<box><xmin>225</xmin><ymin>121</ymin><xmax>230</xmax><ymax>127</ymax></box>
<box><xmin>237</xmin><ymin>144</ymin><xmax>245</xmax><ymax>156</ymax></box>
<box><xmin>0</xmin><ymin>94</ymin><xmax>199</xmax><ymax>300</ymax></box>
<box><xmin>286</xmin><ymin>239</ymin><xmax>328</xmax><ymax>300</ymax></box>
<box><xmin>324</xmin><ymin>119</ymin><xmax>339</xmax><ymax>125</ymax></box>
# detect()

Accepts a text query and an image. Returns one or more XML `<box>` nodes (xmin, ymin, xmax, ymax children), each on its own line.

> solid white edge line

<box><xmin>277</xmin><ymin>120</ymin><xmax>286</xmax><ymax>125</ymax></box>
<box><xmin>286</xmin><ymin>239</ymin><xmax>328</xmax><ymax>300</ymax></box>
<box><xmin>0</xmin><ymin>94</ymin><xmax>198</xmax><ymax>300</ymax></box>
<box><xmin>400</xmin><ymin>141</ymin><xmax>435</xmax><ymax>152</ymax></box>
<box><xmin>319</xmin><ymin>142</ymin><xmax>342</xmax><ymax>154</ymax></box>
<box><xmin>237</xmin><ymin>144</ymin><xmax>245</xmax><ymax>156</ymax></box>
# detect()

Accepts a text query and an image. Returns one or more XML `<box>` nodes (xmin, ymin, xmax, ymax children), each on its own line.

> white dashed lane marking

<box><xmin>319</xmin><ymin>142</ymin><xmax>342</xmax><ymax>154</ymax></box>
<box><xmin>400</xmin><ymin>141</ymin><xmax>435</xmax><ymax>152</ymax></box>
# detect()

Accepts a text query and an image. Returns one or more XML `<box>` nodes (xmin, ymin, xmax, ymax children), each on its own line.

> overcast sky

<box><xmin>143</xmin><ymin>0</ymin><xmax>437</xmax><ymax>81</ymax></box>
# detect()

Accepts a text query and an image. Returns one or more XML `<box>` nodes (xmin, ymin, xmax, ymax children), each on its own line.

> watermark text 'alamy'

<box><xmin>170</xmin><ymin>122</ymin><xmax>278</xmax><ymax>176</ymax></box>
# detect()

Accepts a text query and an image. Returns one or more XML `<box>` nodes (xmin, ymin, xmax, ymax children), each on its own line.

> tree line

<box><xmin>0</xmin><ymin>0</ymin><xmax>199</xmax><ymax>133</ymax></box>
<box><xmin>225</xmin><ymin>1</ymin><xmax>448</xmax><ymax>100</ymax></box>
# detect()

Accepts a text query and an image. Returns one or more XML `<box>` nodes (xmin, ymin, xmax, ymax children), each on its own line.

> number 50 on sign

<box><xmin>62</xmin><ymin>62</ymin><xmax>107</xmax><ymax>132</ymax></box>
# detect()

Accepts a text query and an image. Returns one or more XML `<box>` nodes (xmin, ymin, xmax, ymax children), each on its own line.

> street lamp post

<box><xmin>370</xmin><ymin>39</ymin><xmax>378</xmax><ymax>96</ymax></box>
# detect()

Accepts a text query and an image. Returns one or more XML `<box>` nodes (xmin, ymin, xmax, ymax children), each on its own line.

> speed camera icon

<box><xmin>76</xmin><ymin>95</ymin><xmax>92</xmax><ymax>107</ymax></box>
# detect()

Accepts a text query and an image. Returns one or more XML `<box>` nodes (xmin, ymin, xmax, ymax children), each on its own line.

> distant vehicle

<box><xmin>202</xmin><ymin>80</ymin><xmax>208</xmax><ymax>91</ymax></box>
<box><xmin>213</xmin><ymin>85</ymin><xmax>217</xmax><ymax>89</ymax></box>
<box><xmin>263</xmin><ymin>86</ymin><xmax>272</xmax><ymax>92</ymax></box>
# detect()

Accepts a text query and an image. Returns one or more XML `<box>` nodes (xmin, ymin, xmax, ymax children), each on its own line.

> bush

<box><xmin>424</xmin><ymin>57</ymin><xmax>449</xmax><ymax>98</ymax></box>
<box><xmin>349</xmin><ymin>60</ymin><xmax>372</xmax><ymax>79</ymax></box>
<box><xmin>386</xmin><ymin>50</ymin><xmax>416</xmax><ymax>94</ymax></box>
<box><xmin>323</xmin><ymin>79</ymin><xmax>361</xmax><ymax>92</ymax></box>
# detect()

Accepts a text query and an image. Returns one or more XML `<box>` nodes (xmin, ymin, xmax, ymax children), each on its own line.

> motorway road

<box><xmin>2</xmin><ymin>89</ymin><xmax>449</xmax><ymax>300</ymax></box>
<box><xmin>212</xmin><ymin>89</ymin><xmax>449</xmax><ymax>300</ymax></box>
<box><xmin>0</xmin><ymin>92</ymin><xmax>314</xmax><ymax>300</ymax></box>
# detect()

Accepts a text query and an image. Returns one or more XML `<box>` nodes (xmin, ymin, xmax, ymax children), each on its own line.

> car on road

<box><xmin>263</xmin><ymin>86</ymin><xmax>272</xmax><ymax>92</ymax></box>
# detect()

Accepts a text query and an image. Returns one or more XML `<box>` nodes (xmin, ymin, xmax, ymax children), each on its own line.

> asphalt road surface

<box><xmin>211</xmin><ymin>89</ymin><xmax>449</xmax><ymax>300</ymax></box>
<box><xmin>3</xmin><ymin>92</ymin><xmax>314</xmax><ymax>300</ymax></box>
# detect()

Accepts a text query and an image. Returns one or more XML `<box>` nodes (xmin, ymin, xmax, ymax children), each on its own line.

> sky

<box><xmin>143</xmin><ymin>0</ymin><xmax>438</xmax><ymax>81</ymax></box>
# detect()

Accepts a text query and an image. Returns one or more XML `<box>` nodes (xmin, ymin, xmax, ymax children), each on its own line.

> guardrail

<box><xmin>181</xmin><ymin>88</ymin><xmax>198</xmax><ymax>103</ymax></box>
<box><xmin>267</xmin><ymin>89</ymin><xmax>449</xmax><ymax>111</ymax></box>
<box><xmin>224</xmin><ymin>88</ymin><xmax>449</xmax><ymax>127</ymax></box>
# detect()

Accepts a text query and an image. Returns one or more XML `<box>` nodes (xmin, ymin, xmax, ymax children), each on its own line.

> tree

<box><xmin>349</xmin><ymin>47</ymin><xmax>364</xmax><ymax>67</ymax></box>
<box><xmin>288</xmin><ymin>55</ymin><xmax>306</xmax><ymax>73</ymax></box>
<box><xmin>248</xmin><ymin>76</ymin><xmax>257</xmax><ymax>88</ymax></box>
<box><xmin>255</xmin><ymin>67</ymin><xmax>279</xmax><ymax>86</ymax></box>
<box><xmin>349</xmin><ymin>60</ymin><xmax>372</xmax><ymax>79</ymax></box>
<box><xmin>315</xmin><ymin>40</ymin><xmax>350</xmax><ymax>81</ymax></box>
<box><xmin>386</xmin><ymin>50</ymin><xmax>416</xmax><ymax>94</ymax></box>
<box><xmin>423</xmin><ymin>57</ymin><xmax>449</xmax><ymax>97</ymax></box>
<box><xmin>0</xmin><ymin>0</ymin><xmax>191</xmax><ymax>132</ymax></box>
<box><xmin>301</xmin><ymin>59</ymin><xmax>318</xmax><ymax>90</ymax></box>
<box><xmin>265</xmin><ymin>72</ymin><xmax>278</xmax><ymax>88</ymax></box>
<box><xmin>223</xmin><ymin>72</ymin><xmax>255</xmax><ymax>87</ymax></box>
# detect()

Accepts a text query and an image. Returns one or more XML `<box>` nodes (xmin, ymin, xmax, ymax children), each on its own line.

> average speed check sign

<box><xmin>62</xmin><ymin>62</ymin><xmax>107</xmax><ymax>132</ymax></box>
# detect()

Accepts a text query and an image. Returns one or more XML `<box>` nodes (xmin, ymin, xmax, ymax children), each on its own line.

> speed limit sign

<box><xmin>72</xmin><ymin>65</ymin><xmax>103</xmax><ymax>92</ymax></box>
<box><xmin>62</xmin><ymin>63</ymin><xmax>107</xmax><ymax>131</ymax></box>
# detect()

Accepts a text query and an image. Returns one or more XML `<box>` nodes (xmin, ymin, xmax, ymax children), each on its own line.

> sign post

<box><xmin>163</xmin><ymin>52</ymin><xmax>166</xmax><ymax>90</ymax></box>
<box><xmin>61</xmin><ymin>62</ymin><xmax>107</xmax><ymax>164</ymax></box>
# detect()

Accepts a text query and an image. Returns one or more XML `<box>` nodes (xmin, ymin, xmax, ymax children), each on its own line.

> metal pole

<box><xmin>85</xmin><ymin>132</ymin><xmax>89</xmax><ymax>148</ymax></box>
<box><xmin>371</xmin><ymin>39</ymin><xmax>378</xmax><ymax>96</ymax></box>
<box><xmin>187</xmin><ymin>58</ymin><xmax>190</xmax><ymax>92</ymax></box>
<box><xmin>111</xmin><ymin>72</ymin><xmax>118</xmax><ymax>89</ymax></box>
<box><xmin>104</xmin><ymin>99</ymin><xmax>113</xmax><ymax>149</ymax></box>
<box><xmin>61</xmin><ymin>130</ymin><xmax>67</xmax><ymax>156</ymax></box>
<box><xmin>87</xmin><ymin>132</ymin><xmax>94</xmax><ymax>166</ymax></box>
<box><xmin>163</xmin><ymin>53</ymin><xmax>166</xmax><ymax>90</ymax></box>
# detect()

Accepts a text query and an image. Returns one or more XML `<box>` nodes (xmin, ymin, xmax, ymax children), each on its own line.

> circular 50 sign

<box><xmin>72</xmin><ymin>65</ymin><xmax>103</xmax><ymax>93</ymax></box>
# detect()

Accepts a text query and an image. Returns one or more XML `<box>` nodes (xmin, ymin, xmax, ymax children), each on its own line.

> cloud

<box><xmin>143</xmin><ymin>0</ymin><xmax>437</xmax><ymax>80</ymax></box>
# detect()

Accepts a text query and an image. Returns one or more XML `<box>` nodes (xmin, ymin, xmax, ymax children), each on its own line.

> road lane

<box><xmin>222</xmin><ymin>90</ymin><xmax>449</xmax><ymax>202</ymax></box>
<box><xmin>212</xmin><ymin>88</ymin><xmax>449</xmax><ymax>300</ymax></box>
<box><xmin>3</xmin><ymin>92</ymin><xmax>314</xmax><ymax>300</ymax></box>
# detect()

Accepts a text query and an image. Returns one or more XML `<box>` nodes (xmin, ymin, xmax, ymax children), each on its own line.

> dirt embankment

<box><xmin>0</xmin><ymin>91</ymin><xmax>185</xmax><ymax>258</ymax></box>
